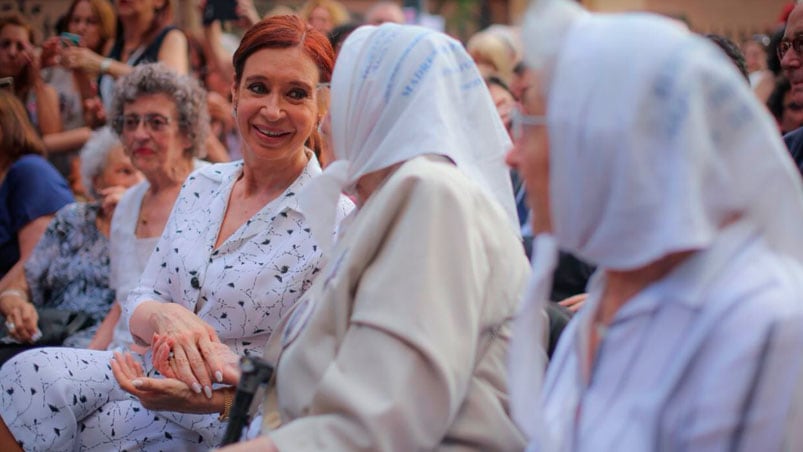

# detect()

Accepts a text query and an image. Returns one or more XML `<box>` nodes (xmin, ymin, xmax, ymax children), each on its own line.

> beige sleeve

<box><xmin>269</xmin><ymin>179</ymin><xmax>493</xmax><ymax>451</ymax></box>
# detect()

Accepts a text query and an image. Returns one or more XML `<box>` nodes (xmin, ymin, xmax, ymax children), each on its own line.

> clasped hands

<box><xmin>112</xmin><ymin>303</ymin><xmax>240</xmax><ymax>413</ymax></box>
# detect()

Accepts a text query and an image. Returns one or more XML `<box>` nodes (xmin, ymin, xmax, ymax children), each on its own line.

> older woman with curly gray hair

<box><xmin>0</xmin><ymin>63</ymin><xmax>215</xmax><ymax>451</ymax></box>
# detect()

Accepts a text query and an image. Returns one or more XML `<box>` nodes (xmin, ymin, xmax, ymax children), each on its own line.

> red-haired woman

<box><xmin>0</xmin><ymin>16</ymin><xmax>351</xmax><ymax>451</ymax></box>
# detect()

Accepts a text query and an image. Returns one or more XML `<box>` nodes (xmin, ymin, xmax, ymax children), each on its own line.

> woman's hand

<box><xmin>111</xmin><ymin>351</ymin><xmax>227</xmax><ymax>414</ymax></box>
<box><xmin>153</xmin><ymin>333</ymin><xmax>242</xmax><ymax>385</ymax></box>
<box><xmin>557</xmin><ymin>293</ymin><xmax>588</xmax><ymax>313</ymax></box>
<box><xmin>214</xmin><ymin>436</ymin><xmax>279</xmax><ymax>452</ymax></box>
<box><xmin>61</xmin><ymin>46</ymin><xmax>103</xmax><ymax>74</ymax></box>
<box><xmin>82</xmin><ymin>96</ymin><xmax>107</xmax><ymax>128</ymax></box>
<box><xmin>235</xmin><ymin>0</ymin><xmax>261</xmax><ymax>29</ymax></box>
<box><xmin>40</xmin><ymin>36</ymin><xmax>64</xmax><ymax>68</ymax></box>
<box><xmin>0</xmin><ymin>292</ymin><xmax>38</xmax><ymax>343</ymax></box>
<box><xmin>98</xmin><ymin>185</ymin><xmax>130</xmax><ymax>218</ymax></box>
<box><xmin>146</xmin><ymin>303</ymin><xmax>224</xmax><ymax>398</ymax></box>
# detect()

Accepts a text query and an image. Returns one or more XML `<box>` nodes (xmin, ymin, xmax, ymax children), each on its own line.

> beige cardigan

<box><xmin>262</xmin><ymin>156</ymin><xmax>530</xmax><ymax>451</ymax></box>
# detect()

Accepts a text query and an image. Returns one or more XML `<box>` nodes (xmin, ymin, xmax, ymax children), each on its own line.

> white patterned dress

<box><xmin>0</xmin><ymin>155</ymin><xmax>353</xmax><ymax>451</ymax></box>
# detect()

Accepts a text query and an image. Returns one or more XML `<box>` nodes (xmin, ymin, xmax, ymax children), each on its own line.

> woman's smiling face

<box><xmin>232</xmin><ymin>46</ymin><xmax>321</xmax><ymax>166</ymax></box>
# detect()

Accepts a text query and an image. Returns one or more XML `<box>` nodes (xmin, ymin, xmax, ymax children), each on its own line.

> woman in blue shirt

<box><xmin>0</xmin><ymin>90</ymin><xmax>73</xmax><ymax>285</ymax></box>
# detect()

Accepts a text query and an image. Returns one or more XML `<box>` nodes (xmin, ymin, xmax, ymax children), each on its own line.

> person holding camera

<box><xmin>0</xmin><ymin>13</ymin><xmax>61</xmax><ymax>136</ymax></box>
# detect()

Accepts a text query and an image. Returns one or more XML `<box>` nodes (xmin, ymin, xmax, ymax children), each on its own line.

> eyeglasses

<box><xmin>116</xmin><ymin>113</ymin><xmax>173</xmax><ymax>133</ymax></box>
<box><xmin>511</xmin><ymin>107</ymin><xmax>547</xmax><ymax>141</ymax></box>
<box><xmin>777</xmin><ymin>35</ymin><xmax>803</xmax><ymax>61</ymax></box>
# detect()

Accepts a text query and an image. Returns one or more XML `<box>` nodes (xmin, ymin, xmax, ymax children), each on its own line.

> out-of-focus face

<box><xmin>68</xmin><ymin>0</ymin><xmax>102</xmax><ymax>51</ymax></box>
<box><xmin>0</xmin><ymin>24</ymin><xmax>30</xmax><ymax>78</ymax></box>
<box><xmin>93</xmin><ymin>144</ymin><xmax>143</xmax><ymax>192</ymax></box>
<box><xmin>487</xmin><ymin>82</ymin><xmax>515</xmax><ymax>135</ymax></box>
<box><xmin>781</xmin><ymin>5</ymin><xmax>803</xmax><ymax>103</ymax></box>
<box><xmin>781</xmin><ymin>88</ymin><xmax>803</xmax><ymax>134</ymax></box>
<box><xmin>308</xmin><ymin>6</ymin><xmax>333</xmax><ymax>35</ymax></box>
<box><xmin>119</xmin><ymin>93</ymin><xmax>191</xmax><ymax>179</ymax></box>
<box><xmin>116</xmin><ymin>0</ymin><xmax>159</xmax><ymax>19</ymax></box>
<box><xmin>505</xmin><ymin>70</ymin><xmax>551</xmax><ymax>234</ymax></box>
<box><xmin>232</xmin><ymin>46</ymin><xmax>321</xmax><ymax>168</ymax></box>
<box><xmin>743</xmin><ymin>41</ymin><xmax>767</xmax><ymax>73</ymax></box>
<box><xmin>366</xmin><ymin>4</ymin><xmax>405</xmax><ymax>25</ymax></box>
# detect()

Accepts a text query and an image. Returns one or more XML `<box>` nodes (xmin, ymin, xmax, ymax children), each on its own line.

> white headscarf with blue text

<box><xmin>299</xmin><ymin>23</ymin><xmax>519</xmax><ymax>254</ymax></box>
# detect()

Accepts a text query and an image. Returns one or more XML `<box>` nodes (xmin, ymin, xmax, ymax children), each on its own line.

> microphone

<box><xmin>219</xmin><ymin>355</ymin><xmax>274</xmax><ymax>446</ymax></box>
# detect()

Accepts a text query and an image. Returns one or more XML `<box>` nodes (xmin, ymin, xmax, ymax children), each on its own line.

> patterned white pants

<box><xmin>0</xmin><ymin>347</ymin><xmax>226</xmax><ymax>451</ymax></box>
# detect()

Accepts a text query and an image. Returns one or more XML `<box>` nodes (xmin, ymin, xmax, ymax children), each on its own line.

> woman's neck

<box><xmin>146</xmin><ymin>158</ymin><xmax>193</xmax><ymax>194</ymax></box>
<box><xmin>596</xmin><ymin>250</ymin><xmax>696</xmax><ymax>325</ymax></box>
<box><xmin>239</xmin><ymin>150</ymin><xmax>309</xmax><ymax>199</ymax></box>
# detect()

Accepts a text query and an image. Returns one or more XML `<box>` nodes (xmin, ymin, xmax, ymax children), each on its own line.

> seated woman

<box><xmin>0</xmin><ymin>16</ymin><xmax>351</xmax><ymax>451</ymax></box>
<box><xmin>0</xmin><ymin>127</ymin><xmax>141</xmax><ymax>359</ymax></box>
<box><xmin>0</xmin><ymin>91</ymin><xmax>74</xmax><ymax>288</ymax></box>
<box><xmin>115</xmin><ymin>22</ymin><xmax>530</xmax><ymax>451</ymax></box>
<box><xmin>507</xmin><ymin>1</ymin><xmax>803</xmax><ymax>449</ymax></box>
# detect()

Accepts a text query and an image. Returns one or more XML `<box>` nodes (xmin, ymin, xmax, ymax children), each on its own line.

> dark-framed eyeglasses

<box><xmin>777</xmin><ymin>35</ymin><xmax>803</xmax><ymax>61</ymax></box>
<box><xmin>511</xmin><ymin>107</ymin><xmax>547</xmax><ymax>141</ymax></box>
<box><xmin>116</xmin><ymin>113</ymin><xmax>173</xmax><ymax>133</ymax></box>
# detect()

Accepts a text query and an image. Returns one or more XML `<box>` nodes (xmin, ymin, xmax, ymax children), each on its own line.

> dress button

<box><xmin>191</xmin><ymin>276</ymin><xmax>200</xmax><ymax>289</ymax></box>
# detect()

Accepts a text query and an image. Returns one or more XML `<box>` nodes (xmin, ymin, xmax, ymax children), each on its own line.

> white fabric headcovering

<box><xmin>510</xmin><ymin>3</ymin><xmax>803</xmax><ymax>450</ymax></box>
<box><xmin>299</xmin><ymin>23</ymin><xmax>519</xmax><ymax>253</ymax></box>
<box><xmin>547</xmin><ymin>14</ymin><xmax>803</xmax><ymax>269</ymax></box>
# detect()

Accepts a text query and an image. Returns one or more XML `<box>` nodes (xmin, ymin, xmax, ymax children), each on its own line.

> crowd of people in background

<box><xmin>0</xmin><ymin>0</ymin><xmax>801</xmax><ymax>450</ymax></box>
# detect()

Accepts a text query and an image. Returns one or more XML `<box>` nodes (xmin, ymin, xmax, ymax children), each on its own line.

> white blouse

<box><xmin>540</xmin><ymin>222</ymin><xmax>803</xmax><ymax>451</ymax></box>
<box><xmin>124</xmin><ymin>156</ymin><xmax>353</xmax><ymax>358</ymax></box>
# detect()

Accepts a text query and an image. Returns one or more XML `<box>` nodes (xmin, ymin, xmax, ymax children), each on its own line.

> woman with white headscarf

<box><xmin>507</xmin><ymin>1</ymin><xmax>803</xmax><ymax>451</ymax></box>
<box><xmin>116</xmin><ymin>23</ymin><xmax>531</xmax><ymax>451</ymax></box>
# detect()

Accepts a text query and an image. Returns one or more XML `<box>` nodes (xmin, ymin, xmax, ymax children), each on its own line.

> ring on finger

<box><xmin>5</xmin><ymin>321</ymin><xmax>15</xmax><ymax>331</ymax></box>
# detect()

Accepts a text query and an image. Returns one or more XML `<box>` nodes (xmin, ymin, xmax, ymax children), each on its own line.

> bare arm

<box><xmin>87</xmin><ymin>301</ymin><xmax>120</xmax><ymax>350</ymax></box>
<box><xmin>42</xmin><ymin>127</ymin><xmax>93</xmax><ymax>154</ymax></box>
<box><xmin>157</xmin><ymin>29</ymin><xmax>189</xmax><ymax>75</ymax></box>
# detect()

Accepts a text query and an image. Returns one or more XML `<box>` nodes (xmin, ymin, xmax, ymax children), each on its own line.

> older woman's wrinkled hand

<box><xmin>0</xmin><ymin>292</ymin><xmax>38</xmax><ymax>343</ymax></box>
<box><xmin>153</xmin><ymin>333</ymin><xmax>242</xmax><ymax>386</ymax></box>
<box><xmin>111</xmin><ymin>351</ymin><xmax>226</xmax><ymax>414</ymax></box>
<box><xmin>148</xmin><ymin>303</ymin><xmax>224</xmax><ymax>398</ymax></box>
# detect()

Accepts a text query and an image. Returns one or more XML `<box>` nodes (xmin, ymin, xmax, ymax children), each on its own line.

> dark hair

<box><xmin>705</xmin><ymin>33</ymin><xmax>749</xmax><ymax>82</ymax></box>
<box><xmin>328</xmin><ymin>22</ymin><xmax>360</xmax><ymax>53</ymax></box>
<box><xmin>767</xmin><ymin>76</ymin><xmax>790</xmax><ymax>121</ymax></box>
<box><xmin>0</xmin><ymin>90</ymin><xmax>45</xmax><ymax>169</ymax></box>
<box><xmin>768</xmin><ymin>26</ymin><xmax>785</xmax><ymax>76</ymax></box>
<box><xmin>233</xmin><ymin>15</ymin><xmax>335</xmax><ymax>85</ymax></box>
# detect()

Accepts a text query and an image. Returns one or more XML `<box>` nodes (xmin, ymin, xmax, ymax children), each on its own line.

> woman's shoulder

<box><xmin>53</xmin><ymin>201</ymin><xmax>96</xmax><ymax>224</ymax></box>
<box><xmin>9</xmin><ymin>154</ymin><xmax>58</xmax><ymax>176</ymax></box>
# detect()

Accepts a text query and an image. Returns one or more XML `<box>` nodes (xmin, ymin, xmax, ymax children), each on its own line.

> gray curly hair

<box><xmin>80</xmin><ymin>126</ymin><xmax>123</xmax><ymax>200</ymax></box>
<box><xmin>110</xmin><ymin>63</ymin><xmax>209</xmax><ymax>158</ymax></box>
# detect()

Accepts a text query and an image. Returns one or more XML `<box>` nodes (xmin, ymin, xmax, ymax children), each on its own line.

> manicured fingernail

<box><xmin>215</xmin><ymin>371</ymin><xmax>223</xmax><ymax>383</ymax></box>
<box><xmin>132</xmin><ymin>379</ymin><xmax>143</xmax><ymax>387</ymax></box>
<box><xmin>192</xmin><ymin>382</ymin><xmax>202</xmax><ymax>394</ymax></box>
<box><xmin>204</xmin><ymin>385</ymin><xmax>212</xmax><ymax>399</ymax></box>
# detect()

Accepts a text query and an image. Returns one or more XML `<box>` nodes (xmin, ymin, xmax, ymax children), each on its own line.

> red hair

<box><xmin>233</xmin><ymin>15</ymin><xmax>334</xmax><ymax>85</ymax></box>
